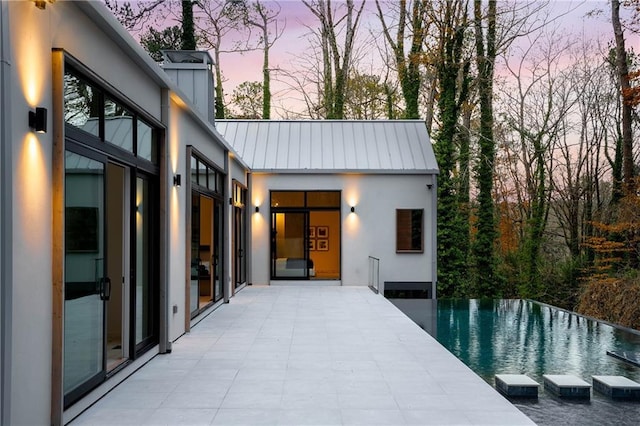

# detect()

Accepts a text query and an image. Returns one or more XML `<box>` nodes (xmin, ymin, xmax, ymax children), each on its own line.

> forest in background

<box><xmin>105</xmin><ymin>0</ymin><xmax>640</xmax><ymax>330</ymax></box>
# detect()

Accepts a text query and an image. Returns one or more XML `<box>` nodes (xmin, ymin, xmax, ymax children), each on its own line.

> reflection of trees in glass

<box><xmin>64</xmin><ymin>73</ymin><xmax>100</xmax><ymax>133</ymax></box>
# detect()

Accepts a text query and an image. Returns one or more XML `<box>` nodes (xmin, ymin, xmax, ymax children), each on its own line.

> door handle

<box><xmin>100</xmin><ymin>277</ymin><xmax>112</xmax><ymax>301</ymax></box>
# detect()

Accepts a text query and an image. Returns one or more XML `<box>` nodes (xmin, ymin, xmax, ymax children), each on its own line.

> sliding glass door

<box><xmin>271</xmin><ymin>212</ymin><xmax>310</xmax><ymax>279</ymax></box>
<box><xmin>64</xmin><ymin>145</ymin><xmax>157</xmax><ymax>408</ymax></box>
<box><xmin>64</xmin><ymin>148</ymin><xmax>108</xmax><ymax>405</ymax></box>
<box><xmin>270</xmin><ymin>191</ymin><xmax>342</xmax><ymax>281</ymax></box>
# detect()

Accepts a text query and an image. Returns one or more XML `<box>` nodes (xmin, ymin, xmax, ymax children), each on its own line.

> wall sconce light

<box><xmin>350</xmin><ymin>206</ymin><xmax>355</xmax><ymax>213</ymax></box>
<box><xmin>255</xmin><ymin>206</ymin><xmax>260</xmax><ymax>213</ymax></box>
<box><xmin>173</xmin><ymin>174</ymin><xmax>181</xmax><ymax>187</ymax></box>
<box><xmin>426</xmin><ymin>183</ymin><xmax>433</xmax><ymax>190</ymax></box>
<box><xmin>28</xmin><ymin>107</ymin><xmax>47</xmax><ymax>133</ymax></box>
<box><xmin>33</xmin><ymin>0</ymin><xmax>54</xmax><ymax>10</ymax></box>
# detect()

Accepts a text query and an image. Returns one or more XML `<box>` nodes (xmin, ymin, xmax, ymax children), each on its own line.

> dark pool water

<box><xmin>390</xmin><ymin>299</ymin><xmax>640</xmax><ymax>426</ymax></box>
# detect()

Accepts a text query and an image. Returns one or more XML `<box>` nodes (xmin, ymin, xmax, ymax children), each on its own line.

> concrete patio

<box><xmin>70</xmin><ymin>286</ymin><xmax>535</xmax><ymax>425</ymax></box>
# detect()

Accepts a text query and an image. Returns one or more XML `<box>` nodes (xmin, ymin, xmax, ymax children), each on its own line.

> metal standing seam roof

<box><xmin>215</xmin><ymin>120</ymin><xmax>439</xmax><ymax>174</ymax></box>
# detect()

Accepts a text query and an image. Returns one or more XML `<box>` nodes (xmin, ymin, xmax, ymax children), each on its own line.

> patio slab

<box><xmin>70</xmin><ymin>286</ymin><xmax>534</xmax><ymax>425</ymax></box>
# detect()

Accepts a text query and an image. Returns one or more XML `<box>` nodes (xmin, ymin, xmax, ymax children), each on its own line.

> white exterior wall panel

<box><xmin>8</xmin><ymin>5</ymin><xmax>55</xmax><ymax>424</ymax></box>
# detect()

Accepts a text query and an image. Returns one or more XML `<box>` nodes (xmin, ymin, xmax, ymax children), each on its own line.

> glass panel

<box><xmin>190</xmin><ymin>194</ymin><xmax>201</xmax><ymax>315</ymax></box>
<box><xmin>207</xmin><ymin>168</ymin><xmax>216</xmax><ymax>191</ymax></box>
<box><xmin>397</xmin><ymin>209</ymin><xmax>423</xmax><ymax>252</ymax></box>
<box><xmin>235</xmin><ymin>205</ymin><xmax>246</xmax><ymax>287</ymax></box>
<box><xmin>198</xmin><ymin>161</ymin><xmax>207</xmax><ymax>188</ymax></box>
<box><xmin>197</xmin><ymin>195</ymin><xmax>213</xmax><ymax>308</ymax></box>
<box><xmin>104</xmin><ymin>97</ymin><xmax>134</xmax><ymax>152</ymax></box>
<box><xmin>135</xmin><ymin>177</ymin><xmax>152</xmax><ymax>344</ymax></box>
<box><xmin>272</xmin><ymin>212</ymin><xmax>308</xmax><ymax>278</ymax></box>
<box><xmin>213</xmin><ymin>200</ymin><xmax>223</xmax><ymax>301</ymax></box>
<box><xmin>271</xmin><ymin>191</ymin><xmax>304</xmax><ymax>208</ymax></box>
<box><xmin>308</xmin><ymin>210</ymin><xmax>340</xmax><ymax>279</ymax></box>
<box><xmin>191</xmin><ymin>157</ymin><xmax>198</xmax><ymax>185</ymax></box>
<box><xmin>137</xmin><ymin>119</ymin><xmax>156</xmax><ymax>163</ymax></box>
<box><xmin>64</xmin><ymin>151</ymin><xmax>104</xmax><ymax>396</ymax></box>
<box><xmin>306</xmin><ymin>191</ymin><xmax>341</xmax><ymax>208</ymax></box>
<box><xmin>217</xmin><ymin>173</ymin><xmax>225</xmax><ymax>195</ymax></box>
<box><xmin>64</xmin><ymin>72</ymin><xmax>100</xmax><ymax>137</ymax></box>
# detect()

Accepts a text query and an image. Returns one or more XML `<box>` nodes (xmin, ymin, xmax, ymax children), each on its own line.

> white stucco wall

<box><xmin>166</xmin><ymin>98</ymin><xmax>231</xmax><ymax>341</ymax></box>
<box><xmin>8</xmin><ymin>5</ymin><xmax>55</xmax><ymax>424</ymax></box>
<box><xmin>5</xmin><ymin>2</ymin><xmax>234</xmax><ymax>423</ymax></box>
<box><xmin>251</xmin><ymin>173</ymin><xmax>435</xmax><ymax>287</ymax></box>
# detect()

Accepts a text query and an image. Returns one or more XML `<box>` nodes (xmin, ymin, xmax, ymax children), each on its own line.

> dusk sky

<box><xmin>135</xmin><ymin>0</ymin><xmax>639</xmax><ymax>117</ymax></box>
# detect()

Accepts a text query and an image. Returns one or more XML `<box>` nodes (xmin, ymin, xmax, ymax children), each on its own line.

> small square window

<box><xmin>396</xmin><ymin>209</ymin><xmax>423</xmax><ymax>253</ymax></box>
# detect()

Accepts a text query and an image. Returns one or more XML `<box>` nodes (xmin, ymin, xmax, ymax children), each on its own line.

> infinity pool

<box><xmin>391</xmin><ymin>299</ymin><xmax>640</xmax><ymax>426</ymax></box>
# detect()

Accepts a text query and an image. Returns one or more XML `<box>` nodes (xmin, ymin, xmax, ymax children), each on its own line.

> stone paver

<box><xmin>71</xmin><ymin>286</ymin><xmax>535</xmax><ymax>425</ymax></box>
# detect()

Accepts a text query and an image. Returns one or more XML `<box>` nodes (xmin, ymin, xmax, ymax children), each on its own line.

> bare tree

<box><xmin>611</xmin><ymin>0</ymin><xmax>635</xmax><ymax>192</ymax></box>
<box><xmin>241</xmin><ymin>1</ymin><xmax>285</xmax><ymax>119</ymax></box>
<box><xmin>302</xmin><ymin>0</ymin><xmax>366</xmax><ymax>119</ymax></box>
<box><xmin>374</xmin><ymin>0</ymin><xmax>431</xmax><ymax>119</ymax></box>
<box><xmin>497</xmin><ymin>29</ymin><xmax>579</xmax><ymax>298</ymax></box>
<box><xmin>196</xmin><ymin>1</ymin><xmax>249</xmax><ymax>119</ymax></box>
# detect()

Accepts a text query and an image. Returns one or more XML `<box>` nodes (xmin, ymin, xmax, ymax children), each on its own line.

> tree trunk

<box><xmin>434</xmin><ymin>0</ymin><xmax>471</xmax><ymax>297</ymax></box>
<box><xmin>611</xmin><ymin>0</ymin><xmax>634</xmax><ymax>192</ymax></box>
<box><xmin>181</xmin><ymin>0</ymin><xmax>196</xmax><ymax>50</ymax></box>
<box><xmin>472</xmin><ymin>0</ymin><xmax>498</xmax><ymax>297</ymax></box>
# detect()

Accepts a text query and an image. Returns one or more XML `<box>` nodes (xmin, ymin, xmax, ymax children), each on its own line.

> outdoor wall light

<box><xmin>350</xmin><ymin>206</ymin><xmax>355</xmax><ymax>213</ymax></box>
<box><xmin>28</xmin><ymin>107</ymin><xmax>47</xmax><ymax>133</ymax></box>
<box><xmin>173</xmin><ymin>174</ymin><xmax>181</xmax><ymax>187</ymax></box>
<box><xmin>255</xmin><ymin>206</ymin><xmax>260</xmax><ymax>213</ymax></box>
<box><xmin>33</xmin><ymin>0</ymin><xmax>54</xmax><ymax>10</ymax></box>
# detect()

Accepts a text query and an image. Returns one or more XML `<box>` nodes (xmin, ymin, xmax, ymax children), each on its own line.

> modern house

<box><xmin>0</xmin><ymin>2</ymin><xmax>438</xmax><ymax>425</ymax></box>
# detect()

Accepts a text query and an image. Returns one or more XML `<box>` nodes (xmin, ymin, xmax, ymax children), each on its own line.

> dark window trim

<box><xmin>188</xmin><ymin>147</ymin><xmax>225</xmax><ymax>195</ymax></box>
<box><xmin>63</xmin><ymin>52</ymin><xmax>163</xmax><ymax>166</ymax></box>
<box><xmin>396</xmin><ymin>209</ymin><xmax>424</xmax><ymax>253</ymax></box>
<box><xmin>64</xmin><ymin>52</ymin><xmax>164</xmax><ymax>129</ymax></box>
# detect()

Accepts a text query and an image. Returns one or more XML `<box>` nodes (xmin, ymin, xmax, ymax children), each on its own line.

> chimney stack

<box><xmin>161</xmin><ymin>50</ymin><xmax>215</xmax><ymax>125</ymax></box>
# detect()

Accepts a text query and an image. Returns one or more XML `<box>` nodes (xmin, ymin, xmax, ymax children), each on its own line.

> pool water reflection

<box><xmin>390</xmin><ymin>299</ymin><xmax>640</xmax><ymax>426</ymax></box>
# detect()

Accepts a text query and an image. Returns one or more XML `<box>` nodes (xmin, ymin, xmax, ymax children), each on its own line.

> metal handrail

<box><xmin>368</xmin><ymin>256</ymin><xmax>380</xmax><ymax>294</ymax></box>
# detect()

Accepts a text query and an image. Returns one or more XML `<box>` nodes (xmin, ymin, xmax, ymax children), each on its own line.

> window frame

<box><xmin>396</xmin><ymin>209</ymin><xmax>424</xmax><ymax>253</ymax></box>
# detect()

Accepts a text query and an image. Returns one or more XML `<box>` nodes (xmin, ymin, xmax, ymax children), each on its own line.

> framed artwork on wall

<box><xmin>309</xmin><ymin>226</ymin><xmax>316</xmax><ymax>238</ymax></box>
<box><xmin>317</xmin><ymin>239</ymin><xmax>329</xmax><ymax>251</ymax></box>
<box><xmin>317</xmin><ymin>226</ymin><xmax>328</xmax><ymax>238</ymax></box>
<box><xmin>308</xmin><ymin>239</ymin><xmax>316</xmax><ymax>251</ymax></box>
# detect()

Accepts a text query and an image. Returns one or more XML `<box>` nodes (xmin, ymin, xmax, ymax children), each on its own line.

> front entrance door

<box><xmin>271</xmin><ymin>212</ymin><xmax>310</xmax><ymax>279</ymax></box>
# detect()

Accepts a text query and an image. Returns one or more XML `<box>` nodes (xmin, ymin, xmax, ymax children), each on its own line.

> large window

<box><xmin>270</xmin><ymin>191</ymin><xmax>341</xmax><ymax>280</ymax></box>
<box><xmin>396</xmin><ymin>209</ymin><xmax>424</xmax><ymax>253</ymax></box>
<box><xmin>64</xmin><ymin>67</ymin><xmax>158</xmax><ymax>164</ymax></box>
<box><xmin>61</xmin><ymin>61</ymin><xmax>161</xmax><ymax>409</ymax></box>
<box><xmin>190</xmin><ymin>152</ymin><xmax>225</xmax><ymax>318</ymax></box>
